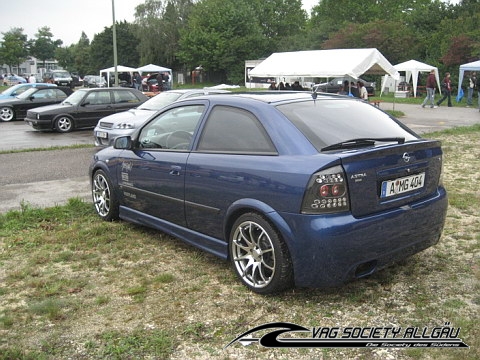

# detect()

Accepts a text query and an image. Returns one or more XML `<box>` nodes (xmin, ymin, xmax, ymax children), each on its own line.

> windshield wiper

<box><xmin>321</xmin><ymin>137</ymin><xmax>405</xmax><ymax>152</ymax></box>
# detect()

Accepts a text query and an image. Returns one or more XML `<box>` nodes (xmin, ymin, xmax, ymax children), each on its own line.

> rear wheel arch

<box><xmin>228</xmin><ymin>211</ymin><xmax>294</xmax><ymax>294</ymax></box>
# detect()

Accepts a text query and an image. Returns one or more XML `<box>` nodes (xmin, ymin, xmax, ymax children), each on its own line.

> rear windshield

<box><xmin>276</xmin><ymin>99</ymin><xmax>419</xmax><ymax>151</ymax></box>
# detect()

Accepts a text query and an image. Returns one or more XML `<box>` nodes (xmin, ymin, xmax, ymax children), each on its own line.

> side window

<box><xmin>114</xmin><ymin>90</ymin><xmax>141</xmax><ymax>104</ymax></box>
<box><xmin>197</xmin><ymin>106</ymin><xmax>277</xmax><ymax>154</ymax></box>
<box><xmin>85</xmin><ymin>91</ymin><xmax>111</xmax><ymax>105</ymax></box>
<box><xmin>137</xmin><ymin>105</ymin><xmax>205</xmax><ymax>151</ymax></box>
<box><xmin>33</xmin><ymin>89</ymin><xmax>50</xmax><ymax>99</ymax></box>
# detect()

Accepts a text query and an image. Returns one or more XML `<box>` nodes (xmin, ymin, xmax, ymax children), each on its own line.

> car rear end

<box><xmin>275</xmin><ymin>97</ymin><xmax>447</xmax><ymax>287</ymax></box>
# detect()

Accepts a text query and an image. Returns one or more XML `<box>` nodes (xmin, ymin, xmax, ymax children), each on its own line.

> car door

<box><xmin>185</xmin><ymin>105</ymin><xmax>279</xmax><ymax>240</ymax></box>
<box><xmin>76</xmin><ymin>90</ymin><xmax>115</xmax><ymax>128</ymax></box>
<box><xmin>117</xmin><ymin>103</ymin><xmax>207</xmax><ymax>225</ymax></box>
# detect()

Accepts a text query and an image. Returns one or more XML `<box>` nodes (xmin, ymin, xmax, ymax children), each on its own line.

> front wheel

<box><xmin>55</xmin><ymin>116</ymin><xmax>74</xmax><ymax>133</ymax></box>
<box><xmin>0</xmin><ymin>107</ymin><xmax>15</xmax><ymax>121</ymax></box>
<box><xmin>229</xmin><ymin>213</ymin><xmax>293</xmax><ymax>294</ymax></box>
<box><xmin>92</xmin><ymin>169</ymin><xmax>119</xmax><ymax>221</ymax></box>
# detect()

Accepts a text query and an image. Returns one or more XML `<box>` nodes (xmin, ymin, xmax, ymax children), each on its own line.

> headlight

<box><xmin>115</xmin><ymin>123</ymin><xmax>134</xmax><ymax>129</ymax></box>
<box><xmin>36</xmin><ymin>114</ymin><xmax>40</xmax><ymax>120</ymax></box>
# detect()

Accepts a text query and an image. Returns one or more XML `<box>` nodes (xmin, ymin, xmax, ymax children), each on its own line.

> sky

<box><xmin>1</xmin><ymin>0</ymin><xmax>459</xmax><ymax>47</ymax></box>
<box><xmin>2</xmin><ymin>0</ymin><xmax>317</xmax><ymax>46</ymax></box>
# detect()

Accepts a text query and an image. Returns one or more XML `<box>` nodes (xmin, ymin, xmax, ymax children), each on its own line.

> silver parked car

<box><xmin>93</xmin><ymin>89</ymin><xmax>230</xmax><ymax>147</ymax></box>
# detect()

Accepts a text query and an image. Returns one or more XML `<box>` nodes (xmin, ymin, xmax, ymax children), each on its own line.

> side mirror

<box><xmin>114</xmin><ymin>136</ymin><xmax>133</xmax><ymax>150</ymax></box>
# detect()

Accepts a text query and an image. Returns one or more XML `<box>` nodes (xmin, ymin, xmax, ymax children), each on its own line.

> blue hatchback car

<box><xmin>89</xmin><ymin>92</ymin><xmax>448</xmax><ymax>294</ymax></box>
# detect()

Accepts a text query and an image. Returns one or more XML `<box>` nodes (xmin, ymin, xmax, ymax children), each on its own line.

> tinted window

<box><xmin>277</xmin><ymin>99</ymin><xmax>418</xmax><ymax>151</ymax></box>
<box><xmin>197</xmin><ymin>106</ymin><xmax>277</xmax><ymax>154</ymax></box>
<box><xmin>137</xmin><ymin>105</ymin><xmax>205</xmax><ymax>150</ymax></box>
<box><xmin>113</xmin><ymin>90</ymin><xmax>142</xmax><ymax>104</ymax></box>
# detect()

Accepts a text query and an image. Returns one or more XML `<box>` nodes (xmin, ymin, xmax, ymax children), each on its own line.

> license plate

<box><xmin>96</xmin><ymin>131</ymin><xmax>108</xmax><ymax>139</ymax></box>
<box><xmin>381</xmin><ymin>172</ymin><xmax>425</xmax><ymax>198</ymax></box>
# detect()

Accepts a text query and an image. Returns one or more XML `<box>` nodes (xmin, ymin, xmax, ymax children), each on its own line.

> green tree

<box><xmin>134</xmin><ymin>0</ymin><xmax>194</xmax><ymax>69</ymax></box>
<box><xmin>0</xmin><ymin>28</ymin><xmax>29</xmax><ymax>74</ymax></box>
<box><xmin>55</xmin><ymin>45</ymin><xmax>74</xmax><ymax>70</ymax></box>
<box><xmin>71</xmin><ymin>32</ymin><xmax>92</xmax><ymax>75</ymax></box>
<box><xmin>250</xmin><ymin>0</ymin><xmax>307</xmax><ymax>54</ymax></box>
<box><xmin>322</xmin><ymin>20</ymin><xmax>421</xmax><ymax>65</ymax></box>
<box><xmin>89</xmin><ymin>21</ymin><xmax>140</xmax><ymax>71</ymax></box>
<box><xmin>178</xmin><ymin>0</ymin><xmax>267</xmax><ymax>83</ymax></box>
<box><xmin>30</xmin><ymin>27</ymin><xmax>63</xmax><ymax>68</ymax></box>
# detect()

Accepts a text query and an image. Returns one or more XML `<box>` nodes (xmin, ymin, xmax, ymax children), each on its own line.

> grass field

<box><xmin>0</xmin><ymin>125</ymin><xmax>479</xmax><ymax>359</ymax></box>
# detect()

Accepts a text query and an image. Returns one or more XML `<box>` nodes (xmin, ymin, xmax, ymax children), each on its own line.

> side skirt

<box><xmin>119</xmin><ymin>206</ymin><xmax>228</xmax><ymax>260</ymax></box>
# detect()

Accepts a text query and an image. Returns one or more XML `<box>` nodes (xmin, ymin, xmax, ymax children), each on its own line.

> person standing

<box><xmin>28</xmin><ymin>74</ymin><xmax>36</xmax><ymax>83</ymax></box>
<box><xmin>133</xmin><ymin>72</ymin><xmax>142</xmax><ymax>90</ymax></box>
<box><xmin>421</xmin><ymin>69</ymin><xmax>437</xmax><ymax>108</ymax></box>
<box><xmin>467</xmin><ymin>72</ymin><xmax>476</xmax><ymax>107</ymax></box>
<box><xmin>437</xmin><ymin>72</ymin><xmax>452</xmax><ymax>107</ymax></box>
<box><xmin>358</xmin><ymin>81</ymin><xmax>368</xmax><ymax>100</ymax></box>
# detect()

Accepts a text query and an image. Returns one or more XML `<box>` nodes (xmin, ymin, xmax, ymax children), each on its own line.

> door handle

<box><xmin>169</xmin><ymin>165</ymin><xmax>181</xmax><ymax>176</ymax></box>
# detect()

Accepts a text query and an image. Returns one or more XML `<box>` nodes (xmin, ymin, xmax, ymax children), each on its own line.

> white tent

<box><xmin>248</xmin><ymin>48</ymin><xmax>399</xmax><ymax>80</ymax></box>
<box><xmin>380</xmin><ymin>60</ymin><xmax>440</xmax><ymax>97</ymax></box>
<box><xmin>457</xmin><ymin>59</ymin><xmax>480</xmax><ymax>96</ymax></box>
<box><xmin>99</xmin><ymin>65</ymin><xmax>137</xmax><ymax>87</ymax></box>
<box><xmin>136</xmin><ymin>63</ymin><xmax>172</xmax><ymax>74</ymax></box>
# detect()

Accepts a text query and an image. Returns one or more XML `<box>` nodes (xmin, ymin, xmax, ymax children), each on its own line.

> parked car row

<box><xmin>25</xmin><ymin>88</ymin><xmax>148</xmax><ymax>132</ymax></box>
<box><xmin>0</xmin><ymin>86</ymin><xmax>73</xmax><ymax>122</ymax></box>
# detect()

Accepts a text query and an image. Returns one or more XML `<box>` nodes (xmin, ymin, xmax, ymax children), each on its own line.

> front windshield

<box><xmin>137</xmin><ymin>92</ymin><xmax>183</xmax><ymax>110</ymax></box>
<box><xmin>62</xmin><ymin>90</ymin><xmax>86</xmax><ymax>105</ymax></box>
<box><xmin>2</xmin><ymin>84</ymin><xmax>23</xmax><ymax>95</ymax></box>
<box><xmin>54</xmin><ymin>72</ymin><xmax>71</xmax><ymax>79</ymax></box>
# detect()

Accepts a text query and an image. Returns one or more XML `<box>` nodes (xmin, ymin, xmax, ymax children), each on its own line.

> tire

<box><xmin>0</xmin><ymin>107</ymin><xmax>15</xmax><ymax>122</ymax></box>
<box><xmin>92</xmin><ymin>169</ymin><xmax>119</xmax><ymax>221</ymax></box>
<box><xmin>229</xmin><ymin>212</ymin><xmax>293</xmax><ymax>294</ymax></box>
<box><xmin>55</xmin><ymin>116</ymin><xmax>74</xmax><ymax>133</ymax></box>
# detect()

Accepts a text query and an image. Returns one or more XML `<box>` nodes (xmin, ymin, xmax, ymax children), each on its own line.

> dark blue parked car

<box><xmin>89</xmin><ymin>92</ymin><xmax>448</xmax><ymax>294</ymax></box>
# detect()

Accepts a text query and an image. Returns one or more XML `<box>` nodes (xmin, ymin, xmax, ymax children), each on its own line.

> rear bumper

<box><xmin>278</xmin><ymin>188</ymin><xmax>448</xmax><ymax>288</ymax></box>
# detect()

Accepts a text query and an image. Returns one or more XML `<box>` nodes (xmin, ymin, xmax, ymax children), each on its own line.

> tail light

<box><xmin>301</xmin><ymin>165</ymin><xmax>350</xmax><ymax>214</ymax></box>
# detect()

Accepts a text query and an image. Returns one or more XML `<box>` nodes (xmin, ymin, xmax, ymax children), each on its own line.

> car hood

<box><xmin>28</xmin><ymin>103</ymin><xmax>75</xmax><ymax>114</ymax></box>
<box><xmin>99</xmin><ymin>108</ymin><xmax>154</xmax><ymax>125</ymax></box>
<box><xmin>0</xmin><ymin>94</ymin><xmax>14</xmax><ymax>100</ymax></box>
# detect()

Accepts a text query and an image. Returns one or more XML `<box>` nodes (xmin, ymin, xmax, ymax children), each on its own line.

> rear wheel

<box><xmin>92</xmin><ymin>169</ymin><xmax>119</xmax><ymax>221</ymax></box>
<box><xmin>229</xmin><ymin>213</ymin><xmax>293</xmax><ymax>294</ymax></box>
<box><xmin>0</xmin><ymin>107</ymin><xmax>15</xmax><ymax>121</ymax></box>
<box><xmin>55</xmin><ymin>116</ymin><xmax>74</xmax><ymax>132</ymax></box>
